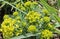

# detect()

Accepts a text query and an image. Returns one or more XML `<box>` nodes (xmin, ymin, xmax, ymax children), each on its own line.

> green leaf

<box><xmin>40</xmin><ymin>0</ymin><xmax>58</xmax><ymax>14</ymax></box>
<box><xmin>11</xmin><ymin>33</ymin><xmax>40</xmax><ymax>39</ymax></box>
<box><xmin>53</xmin><ymin>14</ymin><xmax>60</xmax><ymax>23</ymax></box>
<box><xmin>40</xmin><ymin>0</ymin><xmax>60</xmax><ymax>23</ymax></box>
<box><xmin>57</xmin><ymin>0</ymin><xmax>60</xmax><ymax>8</ymax></box>
<box><xmin>11</xmin><ymin>35</ymin><xmax>26</xmax><ymax>39</ymax></box>
<box><xmin>55</xmin><ymin>22</ymin><xmax>60</xmax><ymax>27</ymax></box>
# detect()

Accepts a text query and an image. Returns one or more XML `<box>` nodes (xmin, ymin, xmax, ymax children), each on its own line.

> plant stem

<box><xmin>3</xmin><ymin>1</ymin><xmax>27</xmax><ymax>14</ymax></box>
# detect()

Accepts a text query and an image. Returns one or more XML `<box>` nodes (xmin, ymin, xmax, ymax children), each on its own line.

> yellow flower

<box><xmin>9</xmin><ymin>32</ymin><xmax>13</xmax><ymax>36</ymax></box>
<box><xmin>15</xmin><ymin>25</ymin><xmax>19</xmax><ymax>28</ymax></box>
<box><xmin>3</xmin><ymin>15</ymin><xmax>9</xmax><ymax>19</ymax></box>
<box><xmin>16</xmin><ymin>3</ymin><xmax>25</xmax><ymax>11</ymax></box>
<box><xmin>1</xmin><ymin>25</ymin><xmax>14</xmax><ymax>38</ymax></box>
<box><xmin>24</xmin><ymin>1</ymin><xmax>32</xmax><ymax>7</ymax></box>
<box><xmin>13</xmin><ymin>11</ymin><xmax>18</xmax><ymax>16</ymax></box>
<box><xmin>16</xmin><ymin>32</ymin><xmax>20</xmax><ymax>36</ymax></box>
<box><xmin>9</xmin><ymin>26</ymin><xmax>14</xmax><ymax>31</ymax></box>
<box><xmin>1</xmin><ymin>17</ymin><xmax>15</xmax><ymax>38</ymax></box>
<box><xmin>25</xmin><ymin>11</ymin><xmax>41</xmax><ymax>23</ymax></box>
<box><xmin>21</xmin><ymin>6</ymin><xmax>25</xmax><ymax>11</ymax></box>
<box><xmin>12</xmin><ymin>19</ymin><xmax>16</xmax><ymax>24</ymax></box>
<box><xmin>0</xmin><ymin>29</ymin><xmax>2</xmax><ymax>32</ymax></box>
<box><xmin>16</xmin><ymin>3</ymin><xmax>20</xmax><ymax>8</ymax></box>
<box><xmin>24</xmin><ymin>1</ymin><xmax>38</xmax><ymax>7</ymax></box>
<box><xmin>1</xmin><ymin>18</ymin><xmax>13</xmax><ymax>27</ymax></box>
<box><xmin>43</xmin><ymin>16</ymin><xmax>50</xmax><ymax>22</ymax></box>
<box><xmin>41</xmin><ymin>30</ymin><xmax>53</xmax><ymax>38</ymax></box>
<box><xmin>17</xmin><ymin>20</ymin><xmax>20</xmax><ymax>23</ymax></box>
<box><xmin>48</xmin><ymin>23</ymin><xmax>53</xmax><ymax>28</ymax></box>
<box><xmin>19</xmin><ymin>29</ymin><xmax>22</xmax><ymax>33</ymax></box>
<box><xmin>28</xmin><ymin>25</ymin><xmax>37</xmax><ymax>32</ymax></box>
<box><xmin>40</xmin><ymin>18</ymin><xmax>43</xmax><ymax>22</ymax></box>
<box><xmin>16</xmin><ymin>16</ymin><xmax>20</xmax><ymax>20</ymax></box>
<box><xmin>42</xmin><ymin>9</ymin><xmax>49</xmax><ymax>14</ymax></box>
<box><xmin>15</xmin><ymin>29</ymin><xmax>22</xmax><ymax>36</ymax></box>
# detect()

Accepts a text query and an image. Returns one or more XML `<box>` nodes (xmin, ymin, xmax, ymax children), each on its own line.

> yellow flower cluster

<box><xmin>24</xmin><ymin>1</ymin><xmax>32</xmax><ymax>7</ymax></box>
<box><xmin>28</xmin><ymin>25</ymin><xmax>37</xmax><ymax>33</ymax></box>
<box><xmin>2</xmin><ymin>18</ymin><xmax>16</xmax><ymax>27</ymax></box>
<box><xmin>15</xmin><ymin>29</ymin><xmax>22</xmax><ymax>36</ymax></box>
<box><xmin>16</xmin><ymin>16</ymin><xmax>20</xmax><ymax>20</ymax></box>
<box><xmin>1</xmin><ymin>14</ymin><xmax>22</xmax><ymax>38</ymax></box>
<box><xmin>25</xmin><ymin>11</ymin><xmax>41</xmax><ymax>23</ymax></box>
<box><xmin>0</xmin><ymin>29</ymin><xmax>2</xmax><ymax>32</ymax></box>
<box><xmin>24</xmin><ymin>1</ymin><xmax>38</xmax><ymax>7</ymax></box>
<box><xmin>16</xmin><ymin>3</ymin><xmax>25</xmax><ymax>11</ymax></box>
<box><xmin>1</xmin><ymin>18</ymin><xmax>14</xmax><ymax>38</ymax></box>
<box><xmin>41</xmin><ymin>30</ymin><xmax>53</xmax><ymax>38</ymax></box>
<box><xmin>16</xmin><ymin>1</ymin><xmax>38</xmax><ymax>11</ymax></box>
<box><xmin>43</xmin><ymin>16</ymin><xmax>50</xmax><ymax>22</ymax></box>
<box><xmin>48</xmin><ymin>23</ymin><xmax>53</xmax><ymax>28</ymax></box>
<box><xmin>42</xmin><ymin>9</ymin><xmax>49</xmax><ymax>14</ymax></box>
<box><xmin>13</xmin><ymin>11</ymin><xmax>18</xmax><ymax>16</ymax></box>
<box><xmin>3</xmin><ymin>14</ymin><xmax>9</xmax><ymax>19</ymax></box>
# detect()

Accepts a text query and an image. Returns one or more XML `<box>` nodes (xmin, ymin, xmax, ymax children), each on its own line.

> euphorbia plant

<box><xmin>0</xmin><ymin>0</ymin><xmax>60</xmax><ymax>39</ymax></box>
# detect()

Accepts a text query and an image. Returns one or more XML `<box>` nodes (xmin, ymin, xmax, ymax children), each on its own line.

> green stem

<box><xmin>2</xmin><ymin>1</ymin><xmax>27</xmax><ymax>14</ymax></box>
<box><xmin>0</xmin><ymin>3</ymin><xmax>5</xmax><ymax>8</ymax></box>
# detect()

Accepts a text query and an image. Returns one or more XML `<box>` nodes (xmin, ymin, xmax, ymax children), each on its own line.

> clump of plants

<box><xmin>0</xmin><ymin>0</ymin><xmax>60</xmax><ymax>39</ymax></box>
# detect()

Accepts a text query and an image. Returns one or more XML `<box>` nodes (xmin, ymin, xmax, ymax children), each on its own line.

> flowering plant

<box><xmin>0</xmin><ymin>0</ymin><xmax>60</xmax><ymax>39</ymax></box>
